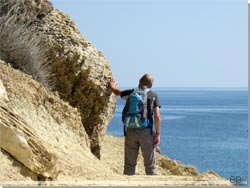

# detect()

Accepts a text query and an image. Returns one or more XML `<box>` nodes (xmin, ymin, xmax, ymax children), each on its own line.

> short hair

<box><xmin>139</xmin><ymin>74</ymin><xmax>154</xmax><ymax>88</ymax></box>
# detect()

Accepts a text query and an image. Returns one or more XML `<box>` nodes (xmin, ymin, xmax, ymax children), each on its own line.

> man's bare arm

<box><xmin>153</xmin><ymin>106</ymin><xmax>161</xmax><ymax>147</ymax></box>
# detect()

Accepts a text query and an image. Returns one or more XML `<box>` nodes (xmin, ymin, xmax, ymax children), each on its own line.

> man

<box><xmin>109</xmin><ymin>74</ymin><xmax>161</xmax><ymax>175</ymax></box>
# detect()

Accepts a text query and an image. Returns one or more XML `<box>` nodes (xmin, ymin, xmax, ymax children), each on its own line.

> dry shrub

<box><xmin>0</xmin><ymin>0</ymin><xmax>52</xmax><ymax>88</ymax></box>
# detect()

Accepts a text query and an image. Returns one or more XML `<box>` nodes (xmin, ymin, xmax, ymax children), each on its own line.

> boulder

<box><xmin>0</xmin><ymin>0</ymin><xmax>116</xmax><ymax>158</ymax></box>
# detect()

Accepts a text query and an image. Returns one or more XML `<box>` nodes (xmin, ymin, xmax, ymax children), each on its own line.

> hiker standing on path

<box><xmin>109</xmin><ymin>74</ymin><xmax>161</xmax><ymax>175</ymax></box>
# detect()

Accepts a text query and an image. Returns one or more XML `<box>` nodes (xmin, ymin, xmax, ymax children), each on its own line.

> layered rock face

<box><xmin>0</xmin><ymin>0</ymin><xmax>116</xmax><ymax>158</ymax></box>
<box><xmin>0</xmin><ymin>102</ymin><xmax>59</xmax><ymax>179</ymax></box>
<box><xmin>0</xmin><ymin>60</ymin><xmax>114</xmax><ymax>181</ymax></box>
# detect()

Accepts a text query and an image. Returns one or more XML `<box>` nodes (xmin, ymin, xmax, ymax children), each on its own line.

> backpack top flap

<box><xmin>126</xmin><ymin>88</ymin><xmax>150</xmax><ymax>118</ymax></box>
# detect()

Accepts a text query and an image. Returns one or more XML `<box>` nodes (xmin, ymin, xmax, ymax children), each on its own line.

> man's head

<box><xmin>139</xmin><ymin>74</ymin><xmax>154</xmax><ymax>89</ymax></box>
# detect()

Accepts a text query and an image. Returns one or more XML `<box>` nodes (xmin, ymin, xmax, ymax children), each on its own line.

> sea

<box><xmin>107</xmin><ymin>87</ymin><xmax>248</xmax><ymax>185</ymax></box>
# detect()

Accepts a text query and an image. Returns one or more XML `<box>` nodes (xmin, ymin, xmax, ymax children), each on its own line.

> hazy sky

<box><xmin>50</xmin><ymin>0</ymin><xmax>248</xmax><ymax>88</ymax></box>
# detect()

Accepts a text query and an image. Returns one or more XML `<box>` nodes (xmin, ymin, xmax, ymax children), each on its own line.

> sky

<box><xmin>50</xmin><ymin>0</ymin><xmax>248</xmax><ymax>88</ymax></box>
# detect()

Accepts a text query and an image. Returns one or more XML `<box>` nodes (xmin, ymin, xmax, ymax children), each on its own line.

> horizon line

<box><xmin>119</xmin><ymin>86</ymin><xmax>248</xmax><ymax>91</ymax></box>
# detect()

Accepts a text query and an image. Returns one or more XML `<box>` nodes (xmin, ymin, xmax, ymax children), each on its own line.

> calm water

<box><xmin>107</xmin><ymin>88</ymin><xmax>248</xmax><ymax>184</ymax></box>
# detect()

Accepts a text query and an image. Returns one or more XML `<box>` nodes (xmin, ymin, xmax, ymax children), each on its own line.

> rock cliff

<box><xmin>0</xmin><ymin>60</ymin><xmax>118</xmax><ymax>182</ymax></box>
<box><xmin>0</xmin><ymin>0</ymin><xmax>115</xmax><ymax>158</ymax></box>
<box><xmin>0</xmin><ymin>0</ymin><xmax>232</xmax><ymax>186</ymax></box>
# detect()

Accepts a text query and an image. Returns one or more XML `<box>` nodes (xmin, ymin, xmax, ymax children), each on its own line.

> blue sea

<box><xmin>107</xmin><ymin>88</ymin><xmax>248</xmax><ymax>185</ymax></box>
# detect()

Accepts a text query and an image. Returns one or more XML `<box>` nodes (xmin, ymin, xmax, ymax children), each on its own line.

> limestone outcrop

<box><xmin>0</xmin><ymin>60</ymin><xmax>116</xmax><ymax>182</ymax></box>
<box><xmin>0</xmin><ymin>102</ymin><xmax>58</xmax><ymax>179</ymax></box>
<box><xmin>0</xmin><ymin>0</ymin><xmax>116</xmax><ymax>158</ymax></box>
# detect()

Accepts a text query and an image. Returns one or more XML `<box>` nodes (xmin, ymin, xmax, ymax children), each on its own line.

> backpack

<box><xmin>122</xmin><ymin>88</ymin><xmax>150</xmax><ymax>128</ymax></box>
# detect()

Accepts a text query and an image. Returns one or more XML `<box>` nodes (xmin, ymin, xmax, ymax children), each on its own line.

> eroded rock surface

<box><xmin>0</xmin><ymin>60</ymin><xmax>116</xmax><ymax>182</ymax></box>
<box><xmin>0</xmin><ymin>0</ymin><xmax>116</xmax><ymax>158</ymax></box>
<box><xmin>0</xmin><ymin>102</ymin><xmax>58</xmax><ymax>179</ymax></box>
